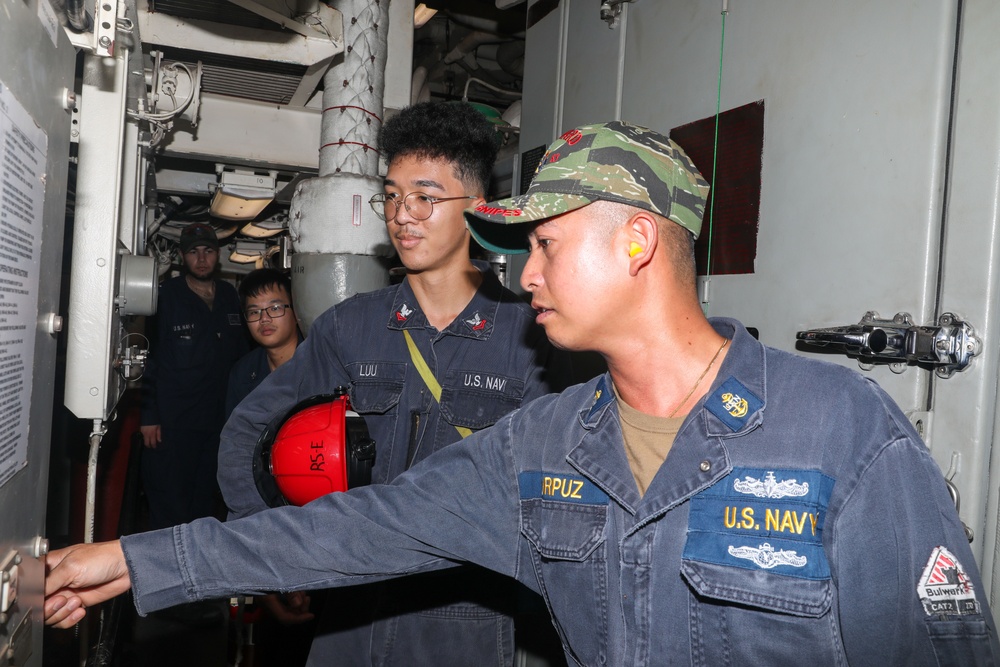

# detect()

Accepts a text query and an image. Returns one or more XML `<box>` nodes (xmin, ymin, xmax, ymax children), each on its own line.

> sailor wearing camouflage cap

<box><xmin>455</xmin><ymin>119</ymin><xmax>996</xmax><ymax>665</ymax></box>
<box><xmin>43</xmin><ymin>119</ymin><xmax>998</xmax><ymax>667</ymax></box>
<box><xmin>465</xmin><ymin>120</ymin><xmax>710</xmax><ymax>254</ymax></box>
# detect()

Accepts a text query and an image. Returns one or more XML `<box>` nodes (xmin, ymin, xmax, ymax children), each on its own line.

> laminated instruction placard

<box><xmin>0</xmin><ymin>80</ymin><xmax>46</xmax><ymax>488</ymax></box>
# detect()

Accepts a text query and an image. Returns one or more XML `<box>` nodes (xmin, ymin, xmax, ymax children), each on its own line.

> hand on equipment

<box><xmin>44</xmin><ymin>541</ymin><xmax>132</xmax><ymax>629</ymax></box>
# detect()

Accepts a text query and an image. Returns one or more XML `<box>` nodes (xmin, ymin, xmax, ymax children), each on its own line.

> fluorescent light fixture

<box><xmin>228</xmin><ymin>249</ymin><xmax>261</xmax><ymax>264</ymax></box>
<box><xmin>210</xmin><ymin>166</ymin><xmax>277</xmax><ymax>221</ymax></box>
<box><xmin>228</xmin><ymin>240</ymin><xmax>268</xmax><ymax>264</ymax></box>
<box><xmin>240</xmin><ymin>216</ymin><xmax>287</xmax><ymax>239</ymax></box>
<box><xmin>228</xmin><ymin>241</ymin><xmax>279</xmax><ymax>268</ymax></box>
<box><xmin>414</xmin><ymin>3</ymin><xmax>437</xmax><ymax>28</ymax></box>
<box><xmin>215</xmin><ymin>224</ymin><xmax>239</xmax><ymax>240</ymax></box>
<box><xmin>211</xmin><ymin>190</ymin><xmax>272</xmax><ymax>220</ymax></box>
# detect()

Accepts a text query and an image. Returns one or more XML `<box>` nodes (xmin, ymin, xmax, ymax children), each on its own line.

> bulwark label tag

<box><xmin>918</xmin><ymin>546</ymin><xmax>980</xmax><ymax>616</ymax></box>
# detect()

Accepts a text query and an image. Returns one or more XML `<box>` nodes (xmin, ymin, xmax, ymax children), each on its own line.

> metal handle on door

<box><xmin>944</xmin><ymin>477</ymin><xmax>974</xmax><ymax>543</ymax></box>
<box><xmin>796</xmin><ymin>311</ymin><xmax>980</xmax><ymax>378</ymax></box>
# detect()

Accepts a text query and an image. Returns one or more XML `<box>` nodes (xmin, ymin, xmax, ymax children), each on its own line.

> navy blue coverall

<box><xmin>217</xmin><ymin>265</ymin><xmax>566</xmax><ymax>666</ymax></box>
<box><xmin>140</xmin><ymin>274</ymin><xmax>248</xmax><ymax>529</ymax></box>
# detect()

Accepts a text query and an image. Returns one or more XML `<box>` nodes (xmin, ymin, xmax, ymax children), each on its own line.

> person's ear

<box><xmin>625</xmin><ymin>212</ymin><xmax>657</xmax><ymax>276</ymax></box>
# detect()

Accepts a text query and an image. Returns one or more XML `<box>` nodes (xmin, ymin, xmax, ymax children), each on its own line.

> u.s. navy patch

<box><xmin>706</xmin><ymin>377</ymin><xmax>763</xmax><ymax>432</ymax></box>
<box><xmin>682</xmin><ymin>467</ymin><xmax>835</xmax><ymax>580</ymax></box>
<box><xmin>918</xmin><ymin>546</ymin><xmax>980</xmax><ymax>616</ymax></box>
<box><xmin>519</xmin><ymin>471</ymin><xmax>609</xmax><ymax>505</ymax></box>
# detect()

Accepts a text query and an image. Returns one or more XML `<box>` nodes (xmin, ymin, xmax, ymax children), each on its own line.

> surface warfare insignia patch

<box><xmin>733</xmin><ymin>470</ymin><xmax>809</xmax><ymax>499</ymax></box>
<box><xmin>727</xmin><ymin>543</ymin><xmax>806</xmax><ymax>569</ymax></box>
<box><xmin>519</xmin><ymin>472</ymin><xmax>609</xmax><ymax>505</ymax></box>
<box><xmin>918</xmin><ymin>546</ymin><xmax>981</xmax><ymax>616</ymax></box>
<box><xmin>396</xmin><ymin>303</ymin><xmax>413</xmax><ymax>322</ymax></box>
<box><xmin>682</xmin><ymin>467</ymin><xmax>835</xmax><ymax>580</ymax></box>
<box><xmin>706</xmin><ymin>377</ymin><xmax>763</xmax><ymax>431</ymax></box>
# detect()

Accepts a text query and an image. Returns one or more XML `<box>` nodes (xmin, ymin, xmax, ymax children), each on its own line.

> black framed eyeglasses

<box><xmin>245</xmin><ymin>303</ymin><xmax>290</xmax><ymax>322</ymax></box>
<box><xmin>369</xmin><ymin>192</ymin><xmax>477</xmax><ymax>222</ymax></box>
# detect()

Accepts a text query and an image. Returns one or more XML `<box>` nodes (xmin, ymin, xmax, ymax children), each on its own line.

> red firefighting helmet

<box><xmin>253</xmin><ymin>390</ymin><xmax>375</xmax><ymax>507</ymax></box>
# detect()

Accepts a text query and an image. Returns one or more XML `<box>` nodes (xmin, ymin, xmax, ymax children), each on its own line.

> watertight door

<box><xmin>0</xmin><ymin>2</ymin><xmax>76</xmax><ymax>665</ymax></box>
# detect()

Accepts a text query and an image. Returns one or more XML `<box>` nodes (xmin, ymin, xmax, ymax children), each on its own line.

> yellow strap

<box><xmin>403</xmin><ymin>329</ymin><xmax>473</xmax><ymax>439</ymax></box>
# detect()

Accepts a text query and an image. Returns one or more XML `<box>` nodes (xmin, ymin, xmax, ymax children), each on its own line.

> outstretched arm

<box><xmin>47</xmin><ymin>408</ymin><xmax>530</xmax><ymax>625</ymax></box>
<box><xmin>44</xmin><ymin>541</ymin><xmax>132</xmax><ymax>629</ymax></box>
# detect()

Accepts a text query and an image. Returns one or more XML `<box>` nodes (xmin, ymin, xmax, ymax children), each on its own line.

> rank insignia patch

<box><xmin>464</xmin><ymin>311</ymin><xmax>490</xmax><ymax>335</ymax></box>
<box><xmin>706</xmin><ymin>377</ymin><xmax>763</xmax><ymax>431</ymax></box>
<box><xmin>918</xmin><ymin>546</ymin><xmax>980</xmax><ymax>616</ymax></box>
<box><xmin>584</xmin><ymin>376</ymin><xmax>614</xmax><ymax>421</ymax></box>
<box><xmin>396</xmin><ymin>303</ymin><xmax>413</xmax><ymax>321</ymax></box>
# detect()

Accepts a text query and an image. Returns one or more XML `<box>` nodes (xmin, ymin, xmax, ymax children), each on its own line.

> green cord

<box><xmin>707</xmin><ymin>9</ymin><xmax>727</xmax><ymax>278</ymax></box>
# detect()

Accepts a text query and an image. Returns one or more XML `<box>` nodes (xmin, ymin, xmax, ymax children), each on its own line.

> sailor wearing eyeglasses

<box><xmin>225</xmin><ymin>268</ymin><xmax>303</xmax><ymax>420</ymax></box>
<box><xmin>224</xmin><ymin>267</ymin><xmax>314</xmax><ymax>667</ymax></box>
<box><xmin>216</xmin><ymin>101</ymin><xmax>571</xmax><ymax>667</ymax></box>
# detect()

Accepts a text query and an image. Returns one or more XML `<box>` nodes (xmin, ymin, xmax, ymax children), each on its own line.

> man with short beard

<box><xmin>140</xmin><ymin>222</ymin><xmax>248</xmax><ymax>530</ymax></box>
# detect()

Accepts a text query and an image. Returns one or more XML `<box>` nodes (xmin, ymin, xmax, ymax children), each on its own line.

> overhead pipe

<box><xmin>288</xmin><ymin>0</ymin><xmax>394</xmax><ymax>332</ymax></box>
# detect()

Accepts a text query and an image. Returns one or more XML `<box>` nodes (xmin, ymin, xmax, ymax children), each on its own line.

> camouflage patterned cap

<box><xmin>465</xmin><ymin>121</ymin><xmax>710</xmax><ymax>254</ymax></box>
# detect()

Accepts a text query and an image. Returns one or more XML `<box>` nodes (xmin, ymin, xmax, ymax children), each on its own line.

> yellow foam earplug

<box><xmin>629</xmin><ymin>242</ymin><xmax>644</xmax><ymax>257</ymax></box>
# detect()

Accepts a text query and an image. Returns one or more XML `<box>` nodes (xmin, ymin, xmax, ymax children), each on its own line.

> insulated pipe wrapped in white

<box><xmin>289</xmin><ymin>0</ymin><xmax>393</xmax><ymax>332</ymax></box>
<box><xmin>289</xmin><ymin>172</ymin><xmax>391</xmax><ymax>255</ymax></box>
<box><xmin>318</xmin><ymin>0</ymin><xmax>389</xmax><ymax>177</ymax></box>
